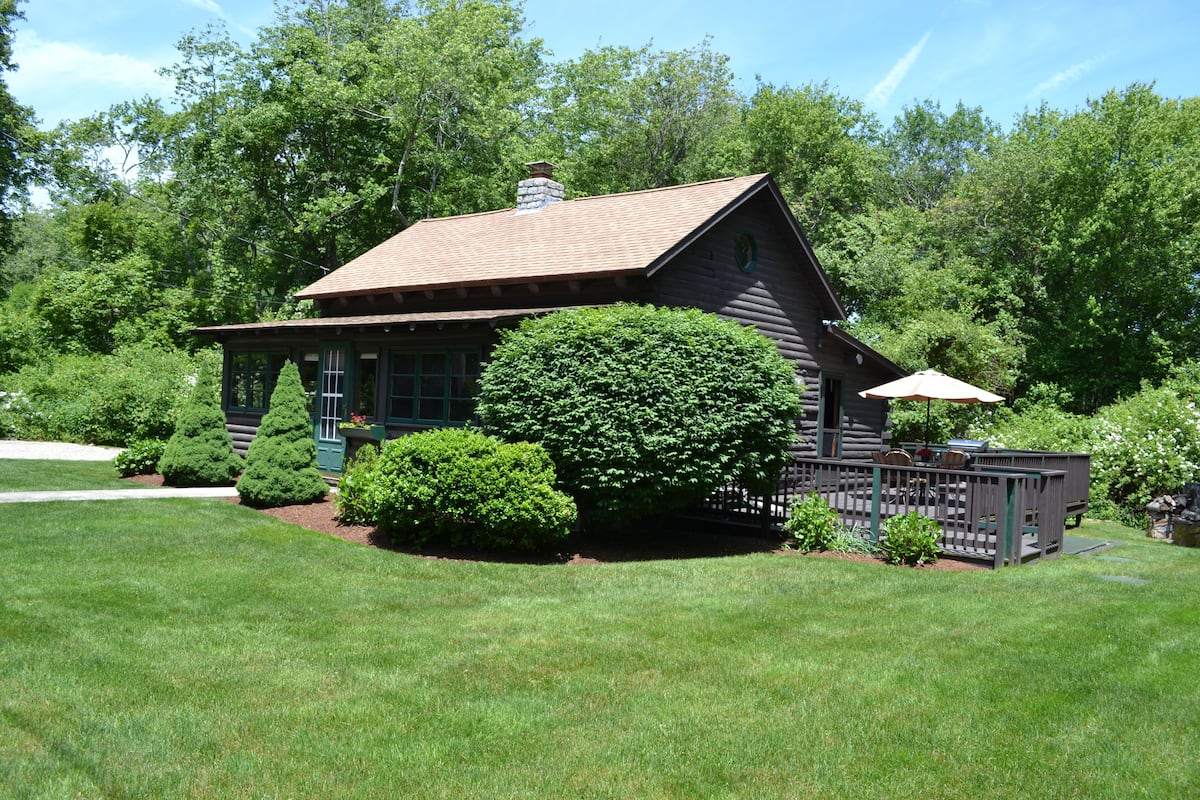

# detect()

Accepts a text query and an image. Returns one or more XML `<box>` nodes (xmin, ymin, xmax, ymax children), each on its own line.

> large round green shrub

<box><xmin>236</xmin><ymin>360</ymin><xmax>329</xmax><ymax>508</ymax></box>
<box><xmin>476</xmin><ymin>304</ymin><xmax>803</xmax><ymax>529</ymax></box>
<box><xmin>158</xmin><ymin>359</ymin><xmax>243</xmax><ymax>486</ymax></box>
<box><xmin>362</xmin><ymin>428</ymin><xmax>576</xmax><ymax>551</ymax></box>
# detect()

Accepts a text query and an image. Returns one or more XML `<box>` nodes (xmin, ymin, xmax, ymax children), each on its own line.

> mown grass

<box><xmin>0</xmin><ymin>459</ymin><xmax>126</xmax><ymax>492</ymax></box>
<box><xmin>1</xmin><ymin>493</ymin><xmax>1197</xmax><ymax>798</ymax></box>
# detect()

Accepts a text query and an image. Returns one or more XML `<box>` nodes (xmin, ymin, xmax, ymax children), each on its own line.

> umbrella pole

<box><xmin>924</xmin><ymin>399</ymin><xmax>931</xmax><ymax>449</ymax></box>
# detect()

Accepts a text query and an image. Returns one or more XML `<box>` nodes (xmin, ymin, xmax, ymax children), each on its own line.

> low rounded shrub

<box><xmin>334</xmin><ymin>443</ymin><xmax>381</xmax><ymax>526</ymax></box>
<box><xmin>782</xmin><ymin>492</ymin><xmax>840</xmax><ymax>552</ymax></box>
<box><xmin>880</xmin><ymin>512</ymin><xmax>941</xmax><ymax>566</ymax></box>
<box><xmin>113</xmin><ymin>438</ymin><xmax>167</xmax><ymax>477</ymax></box>
<box><xmin>366</xmin><ymin>428</ymin><xmax>576</xmax><ymax>552</ymax></box>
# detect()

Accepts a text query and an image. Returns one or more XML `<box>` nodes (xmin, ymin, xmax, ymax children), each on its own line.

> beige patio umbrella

<box><xmin>858</xmin><ymin>369</ymin><xmax>1004</xmax><ymax>448</ymax></box>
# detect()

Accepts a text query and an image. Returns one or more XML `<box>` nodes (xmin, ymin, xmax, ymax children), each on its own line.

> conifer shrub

<box><xmin>362</xmin><ymin>428</ymin><xmax>576</xmax><ymax>552</ymax></box>
<box><xmin>158</xmin><ymin>360</ymin><xmax>243</xmax><ymax>486</ymax></box>
<box><xmin>236</xmin><ymin>360</ymin><xmax>328</xmax><ymax>508</ymax></box>
<box><xmin>477</xmin><ymin>304</ymin><xmax>803</xmax><ymax>530</ymax></box>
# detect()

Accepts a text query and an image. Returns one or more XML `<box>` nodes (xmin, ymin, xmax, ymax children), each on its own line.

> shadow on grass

<box><xmin>368</xmin><ymin>521</ymin><xmax>783</xmax><ymax>565</ymax></box>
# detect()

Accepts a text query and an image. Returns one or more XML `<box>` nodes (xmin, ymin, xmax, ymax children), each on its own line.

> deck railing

<box><xmin>697</xmin><ymin>457</ymin><xmax>1068</xmax><ymax>567</ymax></box>
<box><xmin>900</xmin><ymin>444</ymin><xmax>1090</xmax><ymax>524</ymax></box>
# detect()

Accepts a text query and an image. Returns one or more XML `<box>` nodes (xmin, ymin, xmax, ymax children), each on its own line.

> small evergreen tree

<box><xmin>236</xmin><ymin>360</ymin><xmax>328</xmax><ymax>508</ymax></box>
<box><xmin>158</xmin><ymin>359</ymin><xmax>243</xmax><ymax>486</ymax></box>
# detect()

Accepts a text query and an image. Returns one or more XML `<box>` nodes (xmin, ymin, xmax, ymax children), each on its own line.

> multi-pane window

<box><xmin>228</xmin><ymin>352</ymin><xmax>288</xmax><ymax>410</ymax></box>
<box><xmin>388</xmin><ymin>350</ymin><xmax>481</xmax><ymax>424</ymax></box>
<box><xmin>355</xmin><ymin>352</ymin><xmax>378</xmax><ymax>418</ymax></box>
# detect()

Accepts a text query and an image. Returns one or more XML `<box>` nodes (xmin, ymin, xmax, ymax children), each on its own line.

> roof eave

<box><xmin>294</xmin><ymin>267</ymin><xmax>648</xmax><ymax>301</ymax></box>
<box><xmin>823</xmin><ymin>323</ymin><xmax>906</xmax><ymax>378</ymax></box>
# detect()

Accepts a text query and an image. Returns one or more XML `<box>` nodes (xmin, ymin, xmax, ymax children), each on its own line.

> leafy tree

<box><xmin>0</xmin><ymin>0</ymin><xmax>37</xmax><ymax>253</ymax></box>
<box><xmin>476</xmin><ymin>304</ymin><xmax>803</xmax><ymax>530</ymax></box>
<box><xmin>158</xmin><ymin>357</ymin><xmax>243</xmax><ymax>486</ymax></box>
<box><xmin>0</xmin><ymin>291</ymin><xmax>40</xmax><ymax>373</ymax></box>
<box><xmin>880</xmin><ymin>100</ymin><xmax>998</xmax><ymax>210</ymax></box>
<box><xmin>237</xmin><ymin>360</ymin><xmax>328</xmax><ymax>507</ymax></box>
<box><xmin>2</xmin><ymin>207</ymin><xmax>72</xmax><ymax>296</ymax></box>
<box><xmin>540</xmin><ymin>38</ymin><xmax>740</xmax><ymax>195</ymax></box>
<box><xmin>740</xmin><ymin>81</ymin><xmax>881</xmax><ymax>246</ymax></box>
<box><xmin>160</xmin><ymin>0</ymin><xmax>543</xmax><ymax>305</ymax></box>
<box><xmin>957</xmin><ymin>84</ymin><xmax>1200</xmax><ymax>410</ymax></box>
<box><xmin>30</xmin><ymin>251</ymin><xmax>191</xmax><ymax>354</ymax></box>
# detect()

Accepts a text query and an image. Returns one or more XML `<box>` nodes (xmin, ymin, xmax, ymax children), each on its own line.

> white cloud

<box><xmin>12</xmin><ymin>32</ymin><xmax>173</xmax><ymax>95</ymax></box>
<box><xmin>182</xmin><ymin>0</ymin><xmax>227</xmax><ymax>20</ymax></box>
<box><xmin>10</xmin><ymin>31</ymin><xmax>175</xmax><ymax>126</ymax></box>
<box><xmin>1028</xmin><ymin>55</ymin><xmax>1107</xmax><ymax>99</ymax></box>
<box><xmin>866</xmin><ymin>32</ymin><xmax>932</xmax><ymax>109</ymax></box>
<box><xmin>182</xmin><ymin>0</ymin><xmax>259</xmax><ymax>37</ymax></box>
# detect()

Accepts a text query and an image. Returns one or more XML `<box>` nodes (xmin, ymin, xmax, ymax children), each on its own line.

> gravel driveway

<box><xmin>0</xmin><ymin>439</ymin><xmax>123</xmax><ymax>461</ymax></box>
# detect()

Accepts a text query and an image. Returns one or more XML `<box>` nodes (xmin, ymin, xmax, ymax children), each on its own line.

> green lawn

<box><xmin>1</xmin><ymin>487</ymin><xmax>1197</xmax><ymax>798</ymax></box>
<box><xmin>0</xmin><ymin>459</ymin><xmax>127</xmax><ymax>492</ymax></box>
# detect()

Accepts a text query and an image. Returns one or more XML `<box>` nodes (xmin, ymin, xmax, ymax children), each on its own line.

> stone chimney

<box><xmin>515</xmin><ymin>160</ymin><xmax>564</xmax><ymax>213</ymax></box>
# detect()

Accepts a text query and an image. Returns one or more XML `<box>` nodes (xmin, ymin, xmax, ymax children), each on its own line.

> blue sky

<box><xmin>10</xmin><ymin>0</ymin><xmax>1199</xmax><ymax>131</ymax></box>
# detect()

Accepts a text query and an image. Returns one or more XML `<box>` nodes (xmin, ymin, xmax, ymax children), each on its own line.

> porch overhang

<box><xmin>821</xmin><ymin>323</ymin><xmax>906</xmax><ymax>378</ymax></box>
<box><xmin>192</xmin><ymin>305</ymin><xmax>588</xmax><ymax>341</ymax></box>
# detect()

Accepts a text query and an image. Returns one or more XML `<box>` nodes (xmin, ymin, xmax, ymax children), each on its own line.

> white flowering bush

<box><xmin>1089</xmin><ymin>386</ymin><xmax>1200</xmax><ymax>510</ymax></box>
<box><xmin>0</xmin><ymin>389</ymin><xmax>34</xmax><ymax>438</ymax></box>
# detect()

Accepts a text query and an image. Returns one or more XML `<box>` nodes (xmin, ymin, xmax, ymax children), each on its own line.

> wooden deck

<box><xmin>695</xmin><ymin>455</ymin><xmax>1080</xmax><ymax>567</ymax></box>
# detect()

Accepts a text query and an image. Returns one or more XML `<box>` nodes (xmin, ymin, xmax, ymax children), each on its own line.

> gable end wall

<box><xmin>647</xmin><ymin>195</ymin><xmax>889</xmax><ymax>458</ymax></box>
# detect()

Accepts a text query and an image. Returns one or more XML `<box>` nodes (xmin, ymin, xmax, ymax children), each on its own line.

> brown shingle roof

<box><xmin>296</xmin><ymin>174</ymin><xmax>772</xmax><ymax>300</ymax></box>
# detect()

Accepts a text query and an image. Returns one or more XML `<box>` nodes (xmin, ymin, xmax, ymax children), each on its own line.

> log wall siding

<box><xmin>646</xmin><ymin>196</ymin><xmax>891</xmax><ymax>458</ymax></box>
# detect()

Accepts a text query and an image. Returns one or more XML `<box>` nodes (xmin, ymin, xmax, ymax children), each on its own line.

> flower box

<box><xmin>339</xmin><ymin>424</ymin><xmax>386</xmax><ymax>443</ymax></box>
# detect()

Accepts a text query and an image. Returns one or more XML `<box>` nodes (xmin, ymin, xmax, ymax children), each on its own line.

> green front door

<box><xmin>315</xmin><ymin>345</ymin><xmax>348</xmax><ymax>472</ymax></box>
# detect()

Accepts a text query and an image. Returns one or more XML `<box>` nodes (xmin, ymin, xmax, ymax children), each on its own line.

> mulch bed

<box><xmin>122</xmin><ymin>473</ymin><xmax>983</xmax><ymax>569</ymax></box>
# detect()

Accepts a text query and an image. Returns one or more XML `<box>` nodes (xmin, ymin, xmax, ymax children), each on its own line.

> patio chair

<box><xmin>937</xmin><ymin>449</ymin><xmax>969</xmax><ymax>469</ymax></box>
<box><xmin>879</xmin><ymin>449</ymin><xmax>919</xmax><ymax>502</ymax></box>
<box><xmin>933</xmin><ymin>449</ymin><xmax>970</xmax><ymax>504</ymax></box>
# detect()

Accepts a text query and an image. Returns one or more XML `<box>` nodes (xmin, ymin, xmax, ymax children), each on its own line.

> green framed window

<box><xmin>387</xmin><ymin>350</ymin><xmax>481</xmax><ymax>425</ymax></box>
<box><xmin>228</xmin><ymin>352</ymin><xmax>288</xmax><ymax>411</ymax></box>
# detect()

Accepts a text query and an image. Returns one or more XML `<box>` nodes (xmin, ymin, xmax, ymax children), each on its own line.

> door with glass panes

<box><xmin>314</xmin><ymin>345</ymin><xmax>348</xmax><ymax>472</ymax></box>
